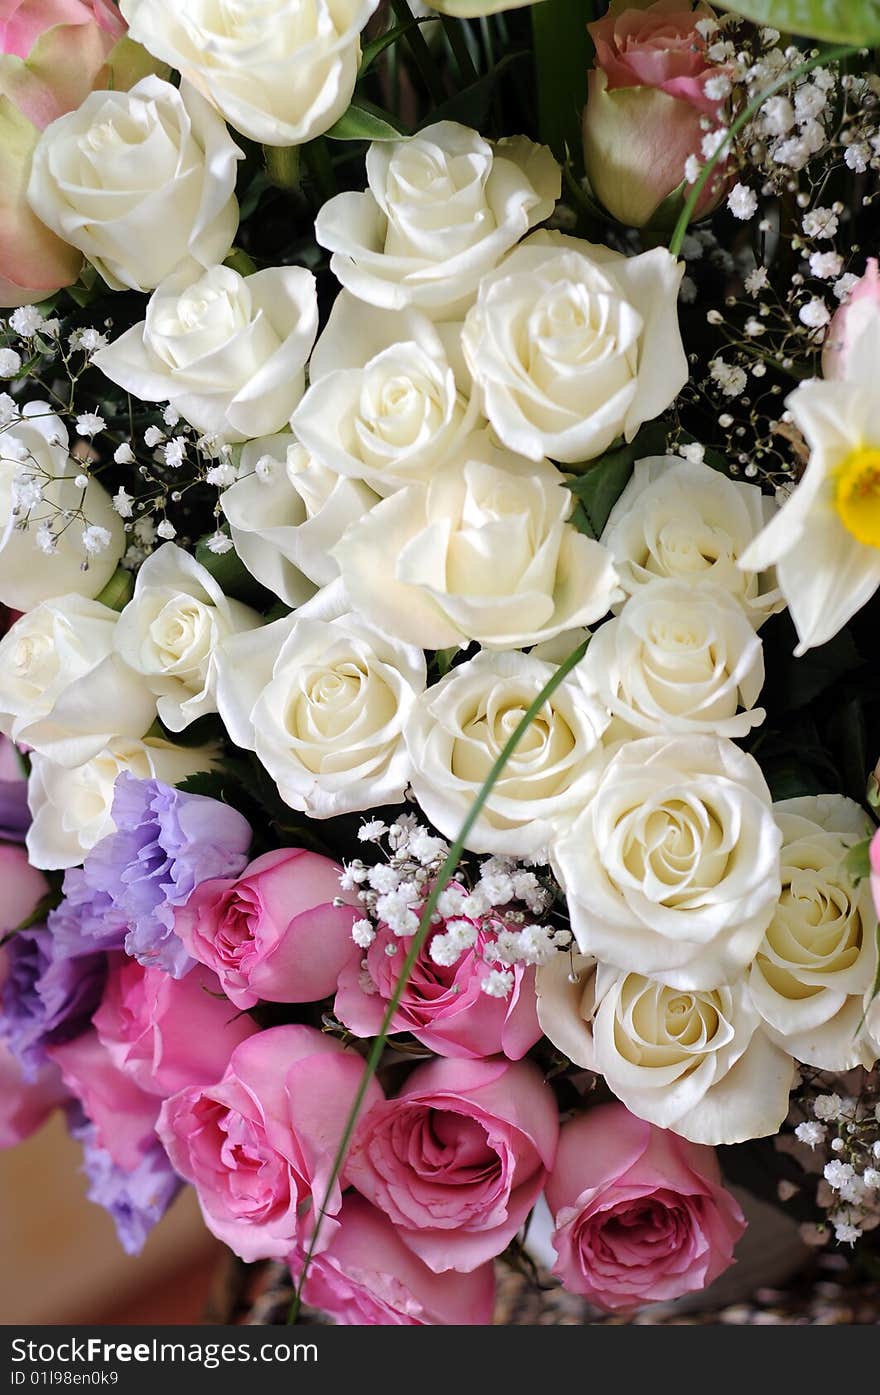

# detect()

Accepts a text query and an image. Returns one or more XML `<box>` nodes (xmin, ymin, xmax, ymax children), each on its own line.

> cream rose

<box><xmin>292</xmin><ymin>291</ymin><xmax>479</xmax><ymax>494</ymax></box>
<box><xmin>315</xmin><ymin>123</ymin><xmax>560</xmax><ymax>319</ymax></box>
<box><xmin>215</xmin><ymin>582</ymin><xmax>426</xmax><ymax>817</ymax></box>
<box><xmin>92</xmin><ymin>263</ymin><xmax>318</xmax><ymax>442</ymax></box>
<box><xmin>580</xmin><ymin>578</ymin><xmax>766</xmax><ymax>740</ymax></box>
<box><xmin>552</xmin><ymin>734</ymin><xmax>782</xmax><ymax>990</ymax></box>
<box><xmin>461</xmin><ymin>230</ymin><xmax>686</xmax><ymax>464</ymax></box>
<box><xmin>221</xmin><ymin>433</ymin><xmax>377</xmax><ymax>607</ymax></box>
<box><xmin>602</xmin><ymin>455</ymin><xmax>784</xmax><ymax>626</ymax></box>
<box><xmin>114</xmin><ymin>543</ymin><xmax>262</xmax><ymax>732</ymax></box>
<box><xmin>0</xmin><ymin>403</ymin><xmax>124</xmax><ymax>611</ymax></box>
<box><xmin>405</xmin><ymin>649</ymin><xmax>608</xmax><ymax>857</ymax></box>
<box><xmin>749</xmin><ymin>795</ymin><xmax>879</xmax><ymax>1071</ymax></box>
<box><xmin>536</xmin><ymin>958</ymin><xmax>795</xmax><ymax>1146</ymax></box>
<box><xmin>120</xmin><ymin>0</ymin><xmax>377</xmax><ymax>146</ymax></box>
<box><xmin>27</xmin><ymin>76</ymin><xmax>242</xmax><ymax>293</ymax></box>
<box><xmin>333</xmin><ymin>445</ymin><xmax>621</xmax><ymax>651</ymax></box>
<box><xmin>26</xmin><ymin>736</ymin><xmax>217</xmax><ymax>870</ymax></box>
<box><xmin>0</xmin><ymin>596</ymin><xmax>156</xmax><ymax>767</ymax></box>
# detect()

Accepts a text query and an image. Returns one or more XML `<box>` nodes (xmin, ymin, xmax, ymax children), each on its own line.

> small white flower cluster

<box><xmin>340</xmin><ymin>820</ymin><xmax>568</xmax><ymax>999</ymax></box>
<box><xmin>793</xmin><ymin>1086</ymin><xmax>880</xmax><ymax>1248</ymax></box>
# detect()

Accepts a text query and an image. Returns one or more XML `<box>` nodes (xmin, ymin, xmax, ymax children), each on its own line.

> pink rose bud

<box><xmin>93</xmin><ymin>955</ymin><xmax>257</xmax><ymax>1098</ymax></box>
<box><xmin>289</xmin><ymin>1194</ymin><xmax>496</xmax><ymax>1326</ymax></box>
<box><xmin>173</xmin><ymin>847</ymin><xmax>361</xmax><ymax>1010</ymax></box>
<box><xmin>48</xmin><ymin>1029</ymin><xmax>161</xmax><ymax>1171</ymax></box>
<box><xmin>583</xmin><ymin>1</ymin><xmax>730</xmax><ymax>228</ymax></box>
<box><xmin>347</xmin><ymin>1056</ymin><xmax>559</xmax><ymax>1274</ymax></box>
<box><xmin>546</xmin><ymin>1103</ymin><xmax>746</xmax><ymax>1311</ymax></box>
<box><xmin>0</xmin><ymin>1040</ymin><xmax>65</xmax><ymax>1146</ymax></box>
<box><xmin>823</xmin><ymin>259</ymin><xmax>880</xmax><ymax>381</ymax></box>
<box><xmin>157</xmin><ymin>1025</ymin><xmax>383</xmax><ymax>1263</ymax></box>
<box><xmin>0</xmin><ymin>0</ymin><xmax>146</xmax><ymax>305</ymax></box>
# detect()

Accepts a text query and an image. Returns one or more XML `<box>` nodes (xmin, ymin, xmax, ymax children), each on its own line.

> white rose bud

<box><xmin>552</xmin><ymin>733</ymin><xmax>783</xmax><ymax>989</ymax></box>
<box><xmin>602</xmin><ymin>455</ymin><xmax>785</xmax><ymax>626</ymax></box>
<box><xmin>0</xmin><ymin>404</ymin><xmax>124</xmax><ymax>611</ymax></box>
<box><xmin>26</xmin><ymin>737</ymin><xmax>218</xmax><ymax>870</ymax></box>
<box><xmin>315</xmin><ymin>123</ymin><xmax>560</xmax><ymax>319</ymax></box>
<box><xmin>114</xmin><ymin>543</ymin><xmax>262</xmax><ymax>731</ymax></box>
<box><xmin>221</xmin><ymin>433</ymin><xmax>378</xmax><ymax>607</ymax></box>
<box><xmin>120</xmin><ymin>0</ymin><xmax>378</xmax><ymax>146</ymax></box>
<box><xmin>405</xmin><ymin>649</ymin><xmax>609</xmax><ymax>857</ymax></box>
<box><xmin>462</xmin><ymin>230</ymin><xmax>687</xmax><ymax>464</ymax></box>
<box><xmin>332</xmin><ymin>443</ymin><xmax>621</xmax><ymax>651</ymax></box>
<box><xmin>28</xmin><ymin>77</ymin><xmax>242</xmax><ymax>294</ymax></box>
<box><xmin>0</xmin><ymin>596</ymin><xmax>156</xmax><ymax>767</ymax></box>
<box><xmin>536</xmin><ymin>957</ymin><xmax>795</xmax><ymax>1146</ymax></box>
<box><xmin>750</xmin><ymin>795</ymin><xmax>879</xmax><ymax>1071</ymax></box>
<box><xmin>292</xmin><ymin>291</ymin><xmax>479</xmax><ymax>494</ymax></box>
<box><xmin>93</xmin><ymin>263</ymin><xmax>318</xmax><ymax>441</ymax></box>
<box><xmin>581</xmin><ymin>578</ymin><xmax>766</xmax><ymax>740</ymax></box>
<box><xmin>215</xmin><ymin>581</ymin><xmax>426</xmax><ymax>818</ymax></box>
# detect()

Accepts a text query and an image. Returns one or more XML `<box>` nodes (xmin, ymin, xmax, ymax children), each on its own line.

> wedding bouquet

<box><xmin>2</xmin><ymin>0</ymin><xmax>880</xmax><ymax>1326</ymax></box>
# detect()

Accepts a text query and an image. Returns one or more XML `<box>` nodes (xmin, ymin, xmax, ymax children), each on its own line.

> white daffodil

<box><xmin>739</xmin><ymin>376</ymin><xmax>880</xmax><ymax>653</ymax></box>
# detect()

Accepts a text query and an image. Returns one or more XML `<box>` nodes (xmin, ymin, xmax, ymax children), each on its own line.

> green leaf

<box><xmin>531</xmin><ymin>0</ymin><xmax>594</xmax><ymax>163</ymax></box>
<box><xmin>358</xmin><ymin>17</ymin><xmax>433</xmax><ymax>76</ymax></box>
<box><xmin>844</xmin><ymin>837</ymin><xmax>872</xmax><ymax>885</ymax></box>
<box><xmin>763</xmin><ymin>621</ymin><xmax>862</xmax><ymax>713</ymax></box>
<box><xmin>421</xmin><ymin>52</ymin><xmax>526</xmax><ymax>130</ymax></box>
<box><xmin>713</xmin><ymin>0</ymin><xmax>880</xmax><ymax>44</ymax></box>
<box><xmin>238</xmin><ymin>171</ymin><xmax>271</xmax><ymax>221</ymax></box>
<box><xmin>324</xmin><ymin>100</ymin><xmax>407</xmax><ymax>142</ymax></box>
<box><xmin>564</xmin><ymin>422</ymin><xmax>668</xmax><ymax>539</ymax></box>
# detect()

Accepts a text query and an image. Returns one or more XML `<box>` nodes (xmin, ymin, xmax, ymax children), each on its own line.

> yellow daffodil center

<box><xmin>834</xmin><ymin>446</ymin><xmax>880</xmax><ymax>547</ymax></box>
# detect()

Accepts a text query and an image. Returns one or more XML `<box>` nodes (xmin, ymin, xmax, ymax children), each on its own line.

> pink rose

<box><xmin>0</xmin><ymin>0</ymin><xmax>153</xmax><ymax>305</ymax></box>
<box><xmin>335</xmin><ymin>917</ymin><xmax>541</xmax><ymax>1060</ymax></box>
<box><xmin>823</xmin><ymin>258</ymin><xmax>880</xmax><ymax>382</ymax></box>
<box><xmin>347</xmin><ymin>1056</ymin><xmax>558</xmax><ymax>1273</ymax></box>
<box><xmin>583</xmin><ymin>0</ymin><xmax>729</xmax><ymax>228</ymax></box>
<box><xmin>0</xmin><ymin>840</ymin><xmax>48</xmax><ymax>931</ymax></box>
<box><xmin>173</xmin><ymin>848</ymin><xmax>360</xmax><ymax>1010</ymax></box>
<box><xmin>546</xmin><ymin>1102</ymin><xmax>746</xmax><ymax>1311</ymax></box>
<box><xmin>290</xmin><ymin>1193</ymin><xmax>496</xmax><ymax>1326</ymax></box>
<box><xmin>157</xmin><ymin>1025</ymin><xmax>383</xmax><ymax>1262</ymax></box>
<box><xmin>48</xmin><ymin>1028</ymin><xmax>160</xmax><ymax>1170</ymax></box>
<box><xmin>0</xmin><ymin>1038</ymin><xmax>65</xmax><ymax>1145</ymax></box>
<box><xmin>93</xmin><ymin>955</ymin><xmax>257</xmax><ymax>1099</ymax></box>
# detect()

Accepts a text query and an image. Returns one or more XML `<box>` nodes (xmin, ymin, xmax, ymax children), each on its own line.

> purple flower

<box><xmin>0</xmin><ymin>929</ymin><xmax>106</xmax><ymax>1078</ymax></box>
<box><xmin>82</xmin><ymin>775</ymin><xmax>252</xmax><ymax>978</ymax></box>
<box><xmin>47</xmin><ymin>867</ymin><xmax>129</xmax><ymax>959</ymax></box>
<box><xmin>0</xmin><ymin>735</ymin><xmax>29</xmax><ymax>842</ymax></box>
<box><xmin>71</xmin><ymin>1111</ymin><xmax>181</xmax><ymax>1255</ymax></box>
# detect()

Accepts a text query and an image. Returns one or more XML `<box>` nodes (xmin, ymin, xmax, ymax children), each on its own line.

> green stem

<box><xmin>440</xmin><ymin>17</ymin><xmax>478</xmax><ymax>84</ymax></box>
<box><xmin>390</xmin><ymin>0</ymin><xmax>446</xmax><ymax>105</ymax></box>
<box><xmin>669</xmin><ymin>43</ymin><xmax>860</xmax><ymax>258</ymax></box>
<box><xmin>263</xmin><ymin>143</ymin><xmax>301</xmax><ymax>192</ymax></box>
<box><xmin>302</xmin><ymin>137</ymin><xmax>338</xmax><ymax>202</ymax></box>
<box><xmin>288</xmin><ymin>636</ymin><xmax>589</xmax><ymax>1323</ymax></box>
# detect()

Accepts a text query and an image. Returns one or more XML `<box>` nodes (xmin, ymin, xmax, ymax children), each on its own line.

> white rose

<box><xmin>333</xmin><ymin>445</ymin><xmax>621</xmax><ymax>651</ymax></box>
<box><xmin>114</xmin><ymin>543</ymin><xmax>262</xmax><ymax>731</ymax></box>
<box><xmin>405</xmin><ymin>649</ymin><xmax>608</xmax><ymax>857</ymax></box>
<box><xmin>552</xmin><ymin>734</ymin><xmax>782</xmax><ymax>990</ymax></box>
<box><xmin>315</xmin><ymin>123</ymin><xmax>560</xmax><ymax>319</ymax></box>
<box><xmin>28</xmin><ymin>77</ymin><xmax>242</xmax><ymax>294</ymax></box>
<box><xmin>738</xmin><ymin>377</ymin><xmax>880</xmax><ymax>654</ymax></box>
<box><xmin>461</xmin><ymin>230</ymin><xmax>686</xmax><ymax>464</ymax></box>
<box><xmin>221</xmin><ymin>433</ymin><xmax>377</xmax><ymax>607</ymax></box>
<box><xmin>215</xmin><ymin>581</ymin><xmax>426</xmax><ymax>817</ymax></box>
<box><xmin>602</xmin><ymin>455</ymin><xmax>784</xmax><ymax>626</ymax></box>
<box><xmin>292</xmin><ymin>291</ymin><xmax>479</xmax><ymax>494</ymax></box>
<box><xmin>580</xmin><ymin>578</ymin><xmax>766</xmax><ymax>740</ymax></box>
<box><xmin>0</xmin><ymin>403</ymin><xmax>124</xmax><ymax>611</ymax></box>
<box><xmin>749</xmin><ymin>795</ymin><xmax>879</xmax><ymax>1071</ymax></box>
<box><xmin>536</xmin><ymin>957</ymin><xmax>795</xmax><ymax>1146</ymax></box>
<box><xmin>92</xmin><ymin>263</ymin><xmax>318</xmax><ymax>442</ymax></box>
<box><xmin>120</xmin><ymin>0</ymin><xmax>377</xmax><ymax>146</ymax></box>
<box><xmin>0</xmin><ymin>596</ymin><xmax>156</xmax><ymax>767</ymax></box>
<box><xmin>26</xmin><ymin>737</ymin><xmax>217</xmax><ymax>870</ymax></box>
